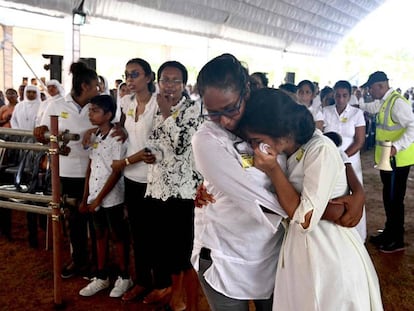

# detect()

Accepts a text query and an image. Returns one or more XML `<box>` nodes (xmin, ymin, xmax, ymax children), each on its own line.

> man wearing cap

<box><xmin>359</xmin><ymin>71</ymin><xmax>414</xmax><ymax>253</ymax></box>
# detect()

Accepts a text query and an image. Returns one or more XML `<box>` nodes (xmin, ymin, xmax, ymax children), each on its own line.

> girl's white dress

<box><xmin>273</xmin><ymin>131</ymin><xmax>383</xmax><ymax>311</ymax></box>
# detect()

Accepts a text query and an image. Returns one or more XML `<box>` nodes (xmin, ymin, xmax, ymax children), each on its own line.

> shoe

<box><xmin>379</xmin><ymin>241</ymin><xmax>405</xmax><ymax>253</ymax></box>
<box><xmin>61</xmin><ymin>262</ymin><xmax>77</xmax><ymax>279</ymax></box>
<box><xmin>79</xmin><ymin>277</ymin><xmax>110</xmax><ymax>296</ymax></box>
<box><xmin>369</xmin><ymin>232</ymin><xmax>389</xmax><ymax>247</ymax></box>
<box><xmin>109</xmin><ymin>276</ymin><xmax>133</xmax><ymax>298</ymax></box>
<box><xmin>143</xmin><ymin>287</ymin><xmax>172</xmax><ymax>304</ymax></box>
<box><xmin>61</xmin><ymin>262</ymin><xmax>90</xmax><ymax>279</ymax></box>
<box><xmin>122</xmin><ymin>284</ymin><xmax>148</xmax><ymax>302</ymax></box>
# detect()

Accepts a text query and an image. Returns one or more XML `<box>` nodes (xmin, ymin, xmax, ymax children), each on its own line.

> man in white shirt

<box><xmin>359</xmin><ymin>71</ymin><xmax>414</xmax><ymax>253</ymax></box>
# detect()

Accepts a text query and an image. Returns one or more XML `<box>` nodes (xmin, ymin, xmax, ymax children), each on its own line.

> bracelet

<box><xmin>124</xmin><ymin>158</ymin><xmax>130</xmax><ymax>166</ymax></box>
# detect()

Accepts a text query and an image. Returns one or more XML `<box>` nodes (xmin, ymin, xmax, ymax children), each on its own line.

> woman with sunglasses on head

<box><xmin>191</xmin><ymin>54</ymin><xmax>366</xmax><ymax>311</ymax></box>
<box><xmin>238</xmin><ymin>88</ymin><xmax>382</xmax><ymax>311</ymax></box>
<box><xmin>143</xmin><ymin>60</ymin><xmax>203</xmax><ymax>311</ymax></box>
<box><xmin>111</xmin><ymin>58</ymin><xmax>171</xmax><ymax>302</ymax></box>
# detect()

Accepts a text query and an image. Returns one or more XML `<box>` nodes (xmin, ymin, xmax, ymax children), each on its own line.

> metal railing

<box><xmin>0</xmin><ymin>116</ymin><xmax>77</xmax><ymax>307</ymax></box>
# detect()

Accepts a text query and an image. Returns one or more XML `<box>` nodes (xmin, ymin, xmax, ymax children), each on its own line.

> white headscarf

<box><xmin>23</xmin><ymin>85</ymin><xmax>41</xmax><ymax>102</ymax></box>
<box><xmin>46</xmin><ymin>79</ymin><xmax>65</xmax><ymax>97</ymax></box>
<box><xmin>99</xmin><ymin>75</ymin><xmax>110</xmax><ymax>95</ymax></box>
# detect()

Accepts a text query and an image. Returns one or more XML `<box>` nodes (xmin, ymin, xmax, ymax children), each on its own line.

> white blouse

<box><xmin>121</xmin><ymin>93</ymin><xmax>158</xmax><ymax>183</ymax></box>
<box><xmin>323</xmin><ymin>104</ymin><xmax>365</xmax><ymax>180</ymax></box>
<box><xmin>191</xmin><ymin>121</ymin><xmax>287</xmax><ymax>300</ymax></box>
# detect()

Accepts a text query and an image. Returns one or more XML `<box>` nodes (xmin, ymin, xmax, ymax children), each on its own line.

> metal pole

<box><xmin>0</xmin><ymin>190</ymin><xmax>52</xmax><ymax>203</ymax></box>
<box><xmin>0</xmin><ymin>200</ymin><xmax>52</xmax><ymax>215</ymax></box>
<box><xmin>50</xmin><ymin>115</ymin><xmax>63</xmax><ymax>306</ymax></box>
<box><xmin>0</xmin><ymin>127</ymin><xmax>80</xmax><ymax>141</ymax></box>
<box><xmin>0</xmin><ymin>141</ymin><xmax>50</xmax><ymax>151</ymax></box>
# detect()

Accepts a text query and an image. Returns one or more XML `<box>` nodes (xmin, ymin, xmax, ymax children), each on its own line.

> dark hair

<box><xmin>238</xmin><ymin>88</ymin><xmax>315</xmax><ymax>145</ymax></box>
<box><xmin>126</xmin><ymin>58</ymin><xmax>156</xmax><ymax>93</ymax></box>
<box><xmin>251</xmin><ymin>72</ymin><xmax>269</xmax><ymax>87</ymax></box>
<box><xmin>197</xmin><ymin>53</ymin><xmax>249</xmax><ymax>98</ymax></box>
<box><xmin>90</xmin><ymin>95</ymin><xmax>116</xmax><ymax>121</ymax></box>
<box><xmin>333</xmin><ymin>80</ymin><xmax>352</xmax><ymax>95</ymax></box>
<box><xmin>323</xmin><ymin>131</ymin><xmax>342</xmax><ymax>147</ymax></box>
<box><xmin>70</xmin><ymin>62</ymin><xmax>98</xmax><ymax>97</ymax></box>
<box><xmin>157</xmin><ymin>61</ymin><xmax>188</xmax><ymax>85</ymax></box>
<box><xmin>297</xmin><ymin>80</ymin><xmax>315</xmax><ymax>94</ymax></box>
<box><xmin>5</xmin><ymin>88</ymin><xmax>17</xmax><ymax>95</ymax></box>
<box><xmin>320</xmin><ymin>86</ymin><xmax>333</xmax><ymax>101</ymax></box>
<box><xmin>279</xmin><ymin>83</ymin><xmax>297</xmax><ymax>94</ymax></box>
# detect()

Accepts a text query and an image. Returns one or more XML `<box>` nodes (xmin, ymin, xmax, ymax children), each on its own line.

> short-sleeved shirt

<box><xmin>88</xmin><ymin>128</ymin><xmax>127</xmax><ymax>208</ymax></box>
<box><xmin>39</xmin><ymin>94</ymin><xmax>92</xmax><ymax>178</ymax></box>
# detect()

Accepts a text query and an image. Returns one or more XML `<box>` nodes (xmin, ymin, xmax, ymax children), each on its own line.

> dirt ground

<box><xmin>0</xmin><ymin>148</ymin><xmax>413</xmax><ymax>311</ymax></box>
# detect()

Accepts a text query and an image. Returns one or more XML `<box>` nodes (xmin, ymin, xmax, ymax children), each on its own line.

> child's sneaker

<box><xmin>79</xmin><ymin>277</ymin><xmax>110</xmax><ymax>296</ymax></box>
<box><xmin>109</xmin><ymin>276</ymin><xmax>133</xmax><ymax>298</ymax></box>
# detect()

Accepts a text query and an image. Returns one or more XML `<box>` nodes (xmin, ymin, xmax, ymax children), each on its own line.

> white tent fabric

<box><xmin>0</xmin><ymin>0</ymin><xmax>387</xmax><ymax>56</ymax></box>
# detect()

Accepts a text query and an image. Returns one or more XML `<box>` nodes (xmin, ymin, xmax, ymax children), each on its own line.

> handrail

<box><xmin>0</xmin><ymin>116</ymin><xmax>63</xmax><ymax>306</ymax></box>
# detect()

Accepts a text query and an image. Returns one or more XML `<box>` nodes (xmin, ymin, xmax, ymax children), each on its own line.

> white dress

<box><xmin>323</xmin><ymin>104</ymin><xmax>367</xmax><ymax>240</ymax></box>
<box><xmin>273</xmin><ymin>131</ymin><xmax>383</xmax><ymax>311</ymax></box>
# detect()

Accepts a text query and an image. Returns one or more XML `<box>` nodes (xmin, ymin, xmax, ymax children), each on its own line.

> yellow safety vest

<box><xmin>375</xmin><ymin>90</ymin><xmax>414</xmax><ymax>167</ymax></box>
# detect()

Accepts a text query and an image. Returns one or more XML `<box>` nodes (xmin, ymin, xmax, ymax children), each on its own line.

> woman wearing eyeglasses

<box><xmin>191</xmin><ymin>54</ymin><xmax>365</xmax><ymax>311</ymax></box>
<box><xmin>143</xmin><ymin>61</ymin><xmax>203</xmax><ymax>311</ymax></box>
<box><xmin>111</xmin><ymin>58</ymin><xmax>171</xmax><ymax>301</ymax></box>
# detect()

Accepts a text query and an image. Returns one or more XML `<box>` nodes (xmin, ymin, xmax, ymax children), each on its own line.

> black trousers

<box><xmin>61</xmin><ymin>177</ymin><xmax>96</xmax><ymax>267</ymax></box>
<box><xmin>380</xmin><ymin>165</ymin><xmax>411</xmax><ymax>243</ymax></box>
<box><xmin>124</xmin><ymin>177</ymin><xmax>171</xmax><ymax>289</ymax></box>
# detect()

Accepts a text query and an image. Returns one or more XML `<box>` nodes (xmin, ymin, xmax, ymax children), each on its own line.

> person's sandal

<box><xmin>143</xmin><ymin>287</ymin><xmax>172</xmax><ymax>304</ymax></box>
<box><xmin>121</xmin><ymin>284</ymin><xmax>147</xmax><ymax>302</ymax></box>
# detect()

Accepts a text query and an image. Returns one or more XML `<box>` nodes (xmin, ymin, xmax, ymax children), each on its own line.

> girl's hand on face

<box><xmin>253</xmin><ymin>145</ymin><xmax>279</xmax><ymax>174</ymax></box>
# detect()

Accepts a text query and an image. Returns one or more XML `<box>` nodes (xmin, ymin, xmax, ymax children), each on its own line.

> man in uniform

<box><xmin>359</xmin><ymin>71</ymin><xmax>414</xmax><ymax>253</ymax></box>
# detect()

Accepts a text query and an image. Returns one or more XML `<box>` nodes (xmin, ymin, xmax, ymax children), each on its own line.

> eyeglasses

<box><xmin>159</xmin><ymin>79</ymin><xmax>183</xmax><ymax>86</ymax></box>
<box><xmin>200</xmin><ymin>96</ymin><xmax>243</xmax><ymax>121</ymax></box>
<box><xmin>123</xmin><ymin>71</ymin><xmax>140</xmax><ymax>79</ymax></box>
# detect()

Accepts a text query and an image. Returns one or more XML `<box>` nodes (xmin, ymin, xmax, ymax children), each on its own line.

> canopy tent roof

<box><xmin>0</xmin><ymin>0</ymin><xmax>387</xmax><ymax>56</ymax></box>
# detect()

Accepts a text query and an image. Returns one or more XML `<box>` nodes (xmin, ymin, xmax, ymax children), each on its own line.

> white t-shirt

<box><xmin>35</xmin><ymin>94</ymin><xmax>62</xmax><ymax>127</ymax></box>
<box><xmin>39</xmin><ymin>94</ymin><xmax>92</xmax><ymax>178</ymax></box>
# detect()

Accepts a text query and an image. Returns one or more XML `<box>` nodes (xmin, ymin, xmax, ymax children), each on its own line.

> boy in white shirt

<box><xmin>78</xmin><ymin>95</ymin><xmax>132</xmax><ymax>298</ymax></box>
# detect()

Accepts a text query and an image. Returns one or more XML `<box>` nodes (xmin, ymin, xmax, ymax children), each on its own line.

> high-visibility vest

<box><xmin>375</xmin><ymin>90</ymin><xmax>414</xmax><ymax>167</ymax></box>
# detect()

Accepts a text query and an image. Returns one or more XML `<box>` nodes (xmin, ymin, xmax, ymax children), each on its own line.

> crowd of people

<box><xmin>0</xmin><ymin>53</ymin><xmax>413</xmax><ymax>311</ymax></box>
